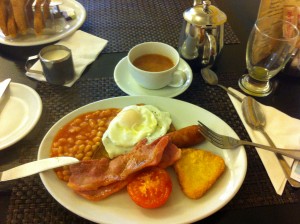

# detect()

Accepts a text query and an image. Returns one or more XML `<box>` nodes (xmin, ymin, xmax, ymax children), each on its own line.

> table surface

<box><xmin>1</xmin><ymin>0</ymin><xmax>300</xmax><ymax>223</ymax></box>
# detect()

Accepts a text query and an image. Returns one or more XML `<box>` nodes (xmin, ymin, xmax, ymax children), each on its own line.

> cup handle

<box><xmin>168</xmin><ymin>70</ymin><xmax>187</xmax><ymax>87</ymax></box>
<box><xmin>25</xmin><ymin>55</ymin><xmax>44</xmax><ymax>75</ymax></box>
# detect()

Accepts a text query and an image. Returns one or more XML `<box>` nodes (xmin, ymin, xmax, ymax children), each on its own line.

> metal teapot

<box><xmin>178</xmin><ymin>0</ymin><xmax>227</xmax><ymax>68</ymax></box>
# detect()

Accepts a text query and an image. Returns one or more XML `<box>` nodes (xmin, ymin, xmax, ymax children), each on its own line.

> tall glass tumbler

<box><xmin>238</xmin><ymin>17</ymin><xmax>299</xmax><ymax>97</ymax></box>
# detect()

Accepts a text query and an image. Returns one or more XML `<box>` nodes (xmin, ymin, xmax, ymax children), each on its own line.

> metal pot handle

<box><xmin>25</xmin><ymin>55</ymin><xmax>44</xmax><ymax>75</ymax></box>
<box><xmin>202</xmin><ymin>31</ymin><xmax>217</xmax><ymax>67</ymax></box>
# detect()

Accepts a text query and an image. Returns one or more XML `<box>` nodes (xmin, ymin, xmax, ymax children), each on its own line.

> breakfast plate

<box><xmin>38</xmin><ymin>96</ymin><xmax>247</xmax><ymax>224</ymax></box>
<box><xmin>114</xmin><ymin>57</ymin><xmax>193</xmax><ymax>98</ymax></box>
<box><xmin>0</xmin><ymin>82</ymin><xmax>42</xmax><ymax>150</ymax></box>
<box><xmin>0</xmin><ymin>0</ymin><xmax>86</xmax><ymax>46</ymax></box>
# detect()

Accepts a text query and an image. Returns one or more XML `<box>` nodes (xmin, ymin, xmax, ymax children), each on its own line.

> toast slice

<box><xmin>173</xmin><ymin>148</ymin><xmax>225</xmax><ymax>199</ymax></box>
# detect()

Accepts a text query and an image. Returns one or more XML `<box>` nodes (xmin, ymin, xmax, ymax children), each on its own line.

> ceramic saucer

<box><xmin>114</xmin><ymin>57</ymin><xmax>193</xmax><ymax>98</ymax></box>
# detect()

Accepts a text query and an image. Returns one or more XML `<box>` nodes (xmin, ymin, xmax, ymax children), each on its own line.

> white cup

<box><xmin>127</xmin><ymin>42</ymin><xmax>186</xmax><ymax>89</ymax></box>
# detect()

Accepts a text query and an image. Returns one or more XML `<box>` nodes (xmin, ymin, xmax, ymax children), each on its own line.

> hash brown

<box><xmin>173</xmin><ymin>148</ymin><xmax>225</xmax><ymax>199</ymax></box>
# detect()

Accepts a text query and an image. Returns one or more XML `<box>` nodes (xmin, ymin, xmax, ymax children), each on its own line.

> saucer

<box><xmin>114</xmin><ymin>57</ymin><xmax>193</xmax><ymax>98</ymax></box>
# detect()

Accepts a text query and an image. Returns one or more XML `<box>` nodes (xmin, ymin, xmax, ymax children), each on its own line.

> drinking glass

<box><xmin>238</xmin><ymin>16</ymin><xmax>299</xmax><ymax>97</ymax></box>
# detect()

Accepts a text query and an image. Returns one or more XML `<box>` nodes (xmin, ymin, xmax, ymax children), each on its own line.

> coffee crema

<box><xmin>132</xmin><ymin>54</ymin><xmax>174</xmax><ymax>72</ymax></box>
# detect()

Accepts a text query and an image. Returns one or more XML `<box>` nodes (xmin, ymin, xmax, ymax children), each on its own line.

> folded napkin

<box><xmin>25</xmin><ymin>30</ymin><xmax>108</xmax><ymax>87</ymax></box>
<box><xmin>228</xmin><ymin>88</ymin><xmax>300</xmax><ymax>195</ymax></box>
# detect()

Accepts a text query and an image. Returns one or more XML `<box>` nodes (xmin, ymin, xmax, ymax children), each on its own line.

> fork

<box><xmin>197</xmin><ymin>121</ymin><xmax>300</xmax><ymax>161</ymax></box>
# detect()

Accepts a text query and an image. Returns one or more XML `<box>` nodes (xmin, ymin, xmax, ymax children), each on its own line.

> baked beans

<box><xmin>51</xmin><ymin>108</ymin><xmax>121</xmax><ymax>182</ymax></box>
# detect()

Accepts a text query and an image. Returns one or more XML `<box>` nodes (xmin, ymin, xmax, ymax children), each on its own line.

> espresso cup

<box><xmin>127</xmin><ymin>42</ymin><xmax>186</xmax><ymax>89</ymax></box>
<box><xmin>39</xmin><ymin>45</ymin><xmax>75</xmax><ymax>85</ymax></box>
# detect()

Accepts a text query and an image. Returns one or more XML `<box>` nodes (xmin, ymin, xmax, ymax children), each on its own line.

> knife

<box><xmin>0</xmin><ymin>78</ymin><xmax>11</xmax><ymax>99</ymax></box>
<box><xmin>0</xmin><ymin>157</ymin><xmax>79</xmax><ymax>182</ymax></box>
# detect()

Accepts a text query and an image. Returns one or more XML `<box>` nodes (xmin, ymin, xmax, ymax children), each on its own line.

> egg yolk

<box><xmin>118</xmin><ymin>109</ymin><xmax>142</xmax><ymax>129</ymax></box>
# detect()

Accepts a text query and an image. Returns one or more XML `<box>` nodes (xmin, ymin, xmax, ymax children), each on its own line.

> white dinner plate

<box><xmin>0</xmin><ymin>82</ymin><xmax>42</xmax><ymax>150</ymax></box>
<box><xmin>114</xmin><ymin>57</ymin><xmax>193</xmax><ymax>98</ymax></box>
<box><xmin>0</xmin><ymin>0</ymin><xmax>86</xmax><ymax>46</ymax></box>
<box><xmin>38</xmin><ymin>96</ymin><xmax>247</xmax><ymax>224</ymax></box>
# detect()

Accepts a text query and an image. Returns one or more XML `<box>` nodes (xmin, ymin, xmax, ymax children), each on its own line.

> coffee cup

<box><xmin>127</xmin><ymin>42</ymin><xmax>186</xmax><ymax>89</ymax></box>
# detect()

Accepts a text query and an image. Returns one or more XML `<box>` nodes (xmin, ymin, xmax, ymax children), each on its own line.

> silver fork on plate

<box><xmin>197</xmin><ymin>121</ymin><xmax>300</xmax><ymax>161</ymax></box>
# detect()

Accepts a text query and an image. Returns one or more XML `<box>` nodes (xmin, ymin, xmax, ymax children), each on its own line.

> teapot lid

<box><xmin>183</xmin><ymin>1</ymin><xmax>227</xmax><ymax>26</ymax></box>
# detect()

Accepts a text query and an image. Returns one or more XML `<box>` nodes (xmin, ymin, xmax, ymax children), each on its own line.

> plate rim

<box><xmin>0</xmin><ymin>82</ymin><xmax>42</xmax><ymax>150</ymax></box>
<box><xmin>38</xmin><ymin>95</ymin><xmax>247</xmax><ymax>224</ymax></box>
<box><xmin>114</xmin><ymin>57</ymin><xmax>193</xmax><ymax>98</ymax></box>
<box><xmin>0</xmin><ymin>0</ymin><xmax>86</xmax><ymax>47</ymax></box>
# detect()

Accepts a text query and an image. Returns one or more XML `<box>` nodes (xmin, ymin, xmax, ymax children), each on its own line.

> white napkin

<box><xmin>25</xmin><ymin>30</ymin><xmax>108</xmax><ymax>87</ymax></box>
<box><xmin>228</xmin><ymin>88</ymin><xmax>300</xmax><ymax>195</ymax></box>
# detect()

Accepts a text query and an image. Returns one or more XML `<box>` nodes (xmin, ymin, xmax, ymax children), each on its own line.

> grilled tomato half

<box><xmin>127</xmin><ymin>167</ymin><xmax>172</xmax><ymax>209</ymax></box>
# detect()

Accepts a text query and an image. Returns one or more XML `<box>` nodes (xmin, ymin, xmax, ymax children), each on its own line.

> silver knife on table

<box><xmin>0</xmin><ymin>78</ymin><xmax>11</xmax><ymax>99</ymax></box>
<box><xmin>0</xmin><ymin>157</ymin><xmax>79</xmax><ymax>182</ymax></box>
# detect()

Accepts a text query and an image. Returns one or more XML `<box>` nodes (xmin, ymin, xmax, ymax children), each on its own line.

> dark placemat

<box><xmin>78</xmin><ymin>0</ymin><xmax>240</xmax><ymax>53</ymax></box>
<box><xmin>6</xmin><ymin>74</ymin><xmax>299</xmax><ymax>224</ymax></box>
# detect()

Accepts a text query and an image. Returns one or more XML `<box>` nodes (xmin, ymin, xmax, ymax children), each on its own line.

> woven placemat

<box><xmin>6</xmin><ymin>74</ymin><xmax>299</xmax><ymax>224</ymax></box>
<box><xmin>77</xmin><ymin>0</ymin><xmax>240</xmax><ymax>53</ymax></box>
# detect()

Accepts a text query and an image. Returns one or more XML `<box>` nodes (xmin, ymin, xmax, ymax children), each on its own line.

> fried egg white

<box><xmin>102</xmin><ymin>105</ymin><xmax>172</xmax><ymax>158</ymax></box>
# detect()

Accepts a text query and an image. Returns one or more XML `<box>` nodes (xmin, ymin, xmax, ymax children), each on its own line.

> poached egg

<box><xmin>102</xmin><ymin>105</ymin><xmax>172</xmax><ymax>158</ymax></box>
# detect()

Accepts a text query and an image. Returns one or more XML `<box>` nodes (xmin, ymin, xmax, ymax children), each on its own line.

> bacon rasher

<box><xmin>67</xmin><ymin>136</ymin><xmax>181</xmax><ymax>201</ymax></box>
<box><xmin>74</xmin><ymin>178</ymin><xmax>133</xmax><ymax>201</ymax></box>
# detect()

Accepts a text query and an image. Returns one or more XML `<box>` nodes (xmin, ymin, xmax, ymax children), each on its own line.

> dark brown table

<box><xmin>1</xmin><ymin>0</ymin><xmax>300</xmax><ymax>223</ymax></box>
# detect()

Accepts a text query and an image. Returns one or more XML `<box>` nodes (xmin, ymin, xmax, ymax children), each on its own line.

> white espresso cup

<box><xmin>127</xmin><ymin>42</ymin><xmax>186</xmax><ymax>89</ymax></box>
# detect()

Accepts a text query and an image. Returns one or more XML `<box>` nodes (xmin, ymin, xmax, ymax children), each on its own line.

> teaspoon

<box><xmin>242</xmin><ymin>96</ymin><xmax>300</xmax><ymax>188</ymax></box>
<box><xmin>201</xmin><ymin>68</ymin><xmax>243</xmax><ymax>102</ymax></box>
